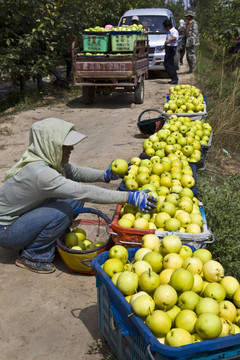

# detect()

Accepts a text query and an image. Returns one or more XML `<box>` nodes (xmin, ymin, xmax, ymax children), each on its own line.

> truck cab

<box><xmin>119</xmin><ymin>8</ymin><xmax>180</xmax><ymax>71</ymax></box>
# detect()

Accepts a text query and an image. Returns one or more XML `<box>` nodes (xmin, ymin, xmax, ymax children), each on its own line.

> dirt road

<box><xmin>0</xmin><ymin>64</ymin><xmax>194</xmax><ymax>360</ymax></box>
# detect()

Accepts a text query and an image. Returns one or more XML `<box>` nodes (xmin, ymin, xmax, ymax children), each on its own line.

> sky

<box><xmin>184</xmin><ymin>0</ymin><xmax>191</xmax><ymax>9</ymax></box>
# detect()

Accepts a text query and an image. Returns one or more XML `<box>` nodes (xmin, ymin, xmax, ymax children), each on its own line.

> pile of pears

<box><xmin>64</xmin><ymin>226</ymin><xmax>104</xmax><ymax>251</ymax></box>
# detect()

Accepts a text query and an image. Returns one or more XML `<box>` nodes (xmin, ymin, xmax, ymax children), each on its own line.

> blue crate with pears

<box><xmin>91</xmin><ymin>247</ymin><xmax>240</xmax><ymax>360</ymax></box>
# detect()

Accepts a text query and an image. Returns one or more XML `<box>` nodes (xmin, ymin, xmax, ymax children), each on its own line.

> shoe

<box><xmin>168</xmin><ymin>80</ymin><xmax>178</xmax><ymax>84</ymax></box>
<box><xmin>15</xmin><ymin>253</ymin><xmax>56</xmax><ymax>274</ymax></box>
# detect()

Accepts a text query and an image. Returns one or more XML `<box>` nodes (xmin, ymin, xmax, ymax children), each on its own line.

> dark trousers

<box><xmin>164</xmin><ymin>46</ymin><xmax>178</xmax><ymax>82</ymax></box>
<box><xmin>65</xmin><ymin>55</ymin><xmax>72</xmax><ymax>81</ymax></box>
<box><xmin>180</xmin><ymin>44</ymin><xmax>186</xmax><ymax>64</ymax></box>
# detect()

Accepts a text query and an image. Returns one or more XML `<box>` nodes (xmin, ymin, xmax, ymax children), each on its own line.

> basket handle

<box><xmin>198</xmin><ymin>162</ymin><xmax>207</xmax><ymax>171</ymax></box>
<box><xmin>106</xmin><ymin>225</ymin><xmax>143</xmax><ymax>246</ymax></box>
<box><xmin>146</xmin><ymin>344</ymin><xmax>156</xmax><ymax>360</ymax></box>
<box><xmin>204</xmin><ymin>230</ymin><xmax>215</xmax><ymax>244</ymax></box>
<box><xmin>106</xmin><ymin>224</ymin><xmax>120</xmax><ymax>242</ymax></box>
<box><xmin>81</xmin><ymin>258</ymin><xmax>92</xmax><ymax>267</ymax></box>
<box><xmin>138</xmin><ymin>109</ymin><xmax>164</xmax><ymax>123</ymax></box>
<box><xmin>73</xmin><ymin>207</ymin><xmax>111</xmax><ymax>226</ymax></box>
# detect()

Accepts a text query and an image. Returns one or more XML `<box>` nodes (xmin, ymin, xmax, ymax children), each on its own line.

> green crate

<box><xmin>82</xmin><ymin>32</ymin><xmax>110</xmax><ymax>53</ymax></box>
<box><xmin>111</xmin><ymin>31</ymin><xmax>144</xmax><ymax>52</ymax></box>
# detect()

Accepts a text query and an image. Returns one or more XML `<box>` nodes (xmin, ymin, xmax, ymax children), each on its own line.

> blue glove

<box><xmin>128</xmin><ymin>191</ymin><xmax>157</xmax><ymax>213</ymax></box>
<box><xmin>104</xmin><ymin>165</ymin><xmax>120</xmax><ymax>183</ymax></box>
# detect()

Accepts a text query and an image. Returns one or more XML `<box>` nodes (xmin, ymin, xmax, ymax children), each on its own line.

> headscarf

<box><xmin>179</xmin><ymin>19</ymin><xmax>185</xmax><ymax>28</ymax></box>
<box><xmin>105</xmin><ymin>24</ymin><xmax>114</xmax><ymax>29</ymax></box>
<box><xmin>3</xmin><ymin>117</ymin><xmax>75</xmax><ymax>182</ymax></box>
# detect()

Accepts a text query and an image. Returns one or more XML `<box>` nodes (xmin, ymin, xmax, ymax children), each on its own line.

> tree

<box><xmin>196</xmin><ymin>0</ymin><xmax>240</xmax><ymax>48</ymax></box>
<box><xmin>165</xmin><ymin>0</ymin><xmax>185</xmax><ymax>25</ymax></box>
<box><xmin>189</xmin><ymin>0</ymin><xmax>197</xmax><ymax>9</ymax></box>
<box><xmin>0</xmin><ymin>0</ymin><xmax>188</xmax><ymax>96</ymax></box>
<box><xmin>0</xmin><ymin>0</ymin><xmax>61</xmax><ymax>93</ymax></box>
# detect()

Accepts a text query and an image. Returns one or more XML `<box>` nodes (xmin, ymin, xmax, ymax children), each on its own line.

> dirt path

<box><xmin>0</xmin><ymin>64</ymin><xmax>194</xmax><ymax>360</ymax></box>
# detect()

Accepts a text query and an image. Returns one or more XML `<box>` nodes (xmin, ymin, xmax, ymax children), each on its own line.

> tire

<box><xmin>82</xmin><ymin>86</ymin><xmax>95</xmax><ymax>105</ymax></box>
<box><xmin>134</xmin><ymin>79</ymin><xmax>144</xmax><ymax>104</ymax></box>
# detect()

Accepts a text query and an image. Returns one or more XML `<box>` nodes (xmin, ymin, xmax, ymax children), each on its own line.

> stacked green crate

<box><xmin>82</xmin><ymin>31</ymin><xmax>110</xmax><ymax>53</ymax></box>
<box><xmin>111</xmin><ymin>31</ymin><xmax>147</xmax><ymax>52</ymax></box>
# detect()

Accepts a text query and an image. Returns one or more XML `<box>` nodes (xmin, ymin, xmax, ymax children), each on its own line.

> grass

<box><xmin>197</xmin><ymin>172</ymin><xmax>240</xmax><ymax>280</ymax></box>
<box><xmin>196</xmin><ymin>40</ymin><xmax>240</xmax><ymax>154</ymax></box>
<box><xmin>196</xmin><ymin>40</ymin><xmax>240</xmax><ymax>280</ymax></box>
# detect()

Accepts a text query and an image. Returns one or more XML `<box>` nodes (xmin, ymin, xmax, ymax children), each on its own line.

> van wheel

<box><xmin>134</xmin><ymin>79</ymin><xmax>144</xmax><ymax>104</ymax></box>
<box><xmin>82</xmin><ymin>86</ymin><xmax>95</xmax><ymax>105</ymax></box>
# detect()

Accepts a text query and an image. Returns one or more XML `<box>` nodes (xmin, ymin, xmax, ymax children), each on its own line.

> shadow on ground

<box><xmin>71</xmin><ymin>304</ymin><xmax>116</xmax><ymax>359</ymax></box>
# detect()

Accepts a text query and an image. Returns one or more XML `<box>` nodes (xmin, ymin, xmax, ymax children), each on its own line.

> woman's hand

<box><xmin>127</xmin><ymin>190</ymin><xmax>157</xmax><ymax>213</ymax></box>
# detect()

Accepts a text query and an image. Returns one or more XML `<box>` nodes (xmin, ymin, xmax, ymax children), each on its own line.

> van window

<box><xmin>120</xmin><ymin>15</ymin><xmax>168</xmax><ymax>34</ymax></box>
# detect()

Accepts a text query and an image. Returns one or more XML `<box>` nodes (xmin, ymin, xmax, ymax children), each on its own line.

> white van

<box><xmin>119</xmin><ymin>8</ymin><xmax>180</xmax><ymax>71</ymax></box>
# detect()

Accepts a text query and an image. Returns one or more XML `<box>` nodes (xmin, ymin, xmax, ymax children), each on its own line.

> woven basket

<box><xmin>137</xmin><ymin>109</ymin><xmax>165</xmax><ymax>137</ymax></box>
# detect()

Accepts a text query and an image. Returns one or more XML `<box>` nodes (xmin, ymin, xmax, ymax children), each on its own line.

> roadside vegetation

<box><xmin>195</xmin><ymin>0</ymin><xmax>240</xmax><ymax>279</ymax></box>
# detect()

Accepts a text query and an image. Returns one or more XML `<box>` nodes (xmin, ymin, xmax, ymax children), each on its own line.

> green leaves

<box><xmin>196</xmin><ymin>0</ymin><xmax>240</xmax><ymax>47</ymax></box>
<box><xmin>197</xmin><ymin>173</ymin><xmax>240</xmax><ymax>280</ymax></box>
<box><xmin>0</xmin><ymin>0</ymin><xmax>186</xmax><ymax>95</ymax></box>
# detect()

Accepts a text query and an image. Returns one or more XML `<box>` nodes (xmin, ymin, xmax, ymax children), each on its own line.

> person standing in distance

<box><xmin>162</xmin><ymin>19</ymin><xmax>179</xmax><ymax>85</ymax></box>
<box><xmin>178</xmin><ymin>19</ymin><xmax>186</xmax><ymax>65</ymax></box>
<box><xmin>132</xmin><ymin>15</ymin><xmax>139</xmax><ymax>26</ymax></box>
<box><xmin>185</xmin><ymin>10</ymin><xmax>200</xmax><ymax>72</ymax></box>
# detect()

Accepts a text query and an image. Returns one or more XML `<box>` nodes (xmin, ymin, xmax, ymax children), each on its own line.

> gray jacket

<box><xmin>0</xmin><ymin>162</ymin><xmax>128</xmax><ymax>225</ymax></box>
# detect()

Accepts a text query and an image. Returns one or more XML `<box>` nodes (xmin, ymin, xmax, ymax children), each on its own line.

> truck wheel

<box><xmin>134</xmin><ymin>80</ymin><xmax>144</xmax><ymax>104</ymax></box>
<box><xmin>82</xmin><ymin>86</ymin><xmax>95</xmax><ymax>105</ymax></box>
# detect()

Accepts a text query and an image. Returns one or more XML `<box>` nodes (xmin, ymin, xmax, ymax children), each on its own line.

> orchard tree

<box><xmin>0</xmin><ymin>0</ymin><xmax>86</xmax><ymax>94</ymax></box>
<box><xmin>165</xmin><ymin>0</ymin><xmax>185</xmax><ymax>25</ymax></box>
<box><xmin>0</xmin><ymin>0</ymin><xmax>62</xmax><ymax>93</ymax></box>
<box><xmin>196</xmin><ymin>0</ymin><xmax>240</xmax><ymax>47</ymax></box>
<box><xmin>189</xmin><ymin>0</ymin><xmax>197</xmax><ymax>9</ymax></box>
<box><xmin>0</xmin><ymin>0</ymin><xmax>189</xmax><ymax>96</ymax></box>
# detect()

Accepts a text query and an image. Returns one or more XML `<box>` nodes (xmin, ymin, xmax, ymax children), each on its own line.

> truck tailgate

<box><xmin>74</xmin><ymin>56</ymin><xmax>148</xmax><ymax>79</ymax></box>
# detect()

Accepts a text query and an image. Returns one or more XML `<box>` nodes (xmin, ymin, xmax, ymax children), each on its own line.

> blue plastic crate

<box><xmin>118</xmin><ymin>162</ymin><xmax>198</xmax><ymax>197</ymax></box>
<box><xmin>91</xmin><ymin>248</ymin><xmax>240</xmax><ymax>360</ymax></box>
<box><xmin>201</xmin><ymin>130</ymin><xmax>213</xmax><ymax>161</ymax></box>
<box><xmin>139</xmin><ymin>150</ymin><xmax>205</xmax><ymax>171</ymax></box>
<box><xmin>166</xmin><ymin>95</ymin><xmax>207</xmax><ymax>103</ymax></box>
<box><xmin>163</xmin><ymin>103</ymin><xmax>208</xmax><ymax>121</ymax></box>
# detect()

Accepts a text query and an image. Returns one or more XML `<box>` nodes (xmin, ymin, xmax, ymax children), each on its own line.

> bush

<box><xmin>197</xmin><ymin>172</ymin><xmax>240</xmax><ymax>280</ymax></box>
<box><xmin>196</xmin><ymin>39</ymin><xmax>240</xmax><ymax>154</ymax></box>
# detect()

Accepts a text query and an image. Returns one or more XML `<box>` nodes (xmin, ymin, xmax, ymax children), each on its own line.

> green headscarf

<box><xmin>3</xmin><ymin>117</ymin><xmax>75</xmax><ymax>182</ymax></box>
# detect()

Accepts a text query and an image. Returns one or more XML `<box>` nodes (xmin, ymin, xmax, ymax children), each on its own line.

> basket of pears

<box><xmin>56</xmin><ymin>207</ymin><xmax>113</xmax><ymax>274</ymax></box>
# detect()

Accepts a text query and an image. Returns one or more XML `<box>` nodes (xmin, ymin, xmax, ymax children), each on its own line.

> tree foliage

<box><xmin>196</xmin><ymin>0</ymin><xmax>240</xmax><ymax>47</ymax></box>
<box><xmin>0</xmin><ymin>0</ymin><xmax>59</xmax><ymax>91</ymax></box>
<box><xmin>0</xmin><ymin>0</ymin><xmax>185</xmax><ymax>94</ymax></box>
<box><xmin>197</xmin><ymin>173</ymin><xmax>240</xmax><ymax>280</ymax></box>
